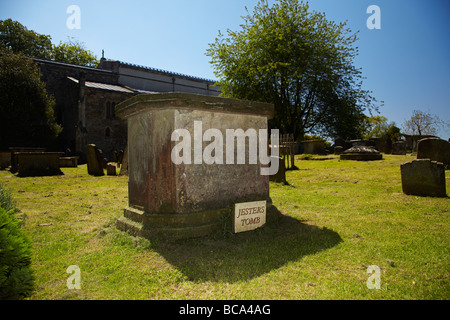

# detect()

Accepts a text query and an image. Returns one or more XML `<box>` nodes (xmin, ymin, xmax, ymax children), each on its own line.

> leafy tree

<box><xmin>0</xmin><ymin>19</ymin><xmax>52</xmax><ymax>59</ymax></box>
<box><xmin>363</xmin><ymin>115</ymin><xmax>399</xmax><ymax>140</ymax></box>
<box><xmin>0</xmin><ymin>53</ymin><xmax>62</xmax><ymax>150</ymax></box>
<box><xmin>52</xmin><ymin>38</ymin><xmax>98</xmax><ymax>67</ymax></box>
<box><xmin>206</xmin><ymin>0</ymin><xmax>378</xmax><ymax>140</ymax></box>
<box><xmin>402</xmin><ymin>109</ymin><xmax>447</xmax><ymax>136</ymax></box>
<box><xmin>1</xmin><ymin>19</ymin><xmax>98</xmax><ymax>67</ymax></box>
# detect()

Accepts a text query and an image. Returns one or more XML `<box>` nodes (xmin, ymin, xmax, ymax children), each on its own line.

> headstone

<box><xmin>115</xmin><ymin>92</ymin><xmax>274</xmax><ymax>240</ymax></box>
<box><xmin>401</xmin><ymin>159</ymin><xmax>446</xmax><ymax>197</ymax></box>
<box><xmin>373</xmin><ymin>136</ymin><xmax>392</xmax><ymax>154</ymax></box>
<box><xmin>269</xmin><ymin>156</ymin><xmax>286</xmax><ymax>183</ymax></box>
<box><xmin>59</xmin><ymin>156</ymin><xmax>79</xmax><ymax>167</ymax></box>
<box><xmin>392</xmin><ymin>141</ymin><xmax>406</xmax><ymax>155</ymax></box>
<box><xmin>0</xmin><ymin>152</ymin><xmax>10</xmax><ymax>169</ymax></box>
<box><xmin>106</xmin><ymin>163</ymin><xmax>116</xmax><ymax>176</ymax></box>
<box><xmin>340</xmin><ymin>146</ymin><xmax>382</xmax><ymax>161</ymax></box>
<box><xmin>334</xmin><ymin>137</ymin><xmax>345</xmax><ymax>148</ymax></box>
<box><xmin>119</xmin><ymin>146</ymin><xmax>128</xmax><ymax>176</ymax></box>
<box><xmin>417</xmin><ymin>138</ymin><xmax>450</xmax><ymax>165</ymax></box>
<box><xmin>86</xmin><ymin>144</ymin><xmax>104</xmax><ymax>176</ymax></box>
<box><xmin>334</xmin><ymin>146</ymin><xmax>344</xmax><ymax>155</ymax></box>
<box><xmin>302</xmin><ymin>140</ymin><xmax>325</xmax><ymax>154</ymax></box>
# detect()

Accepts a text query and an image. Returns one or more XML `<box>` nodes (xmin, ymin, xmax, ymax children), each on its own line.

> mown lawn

<box><xmin>0</xmin><ymin>154</ymin><xmax>448</xmax><ymax>300</ymax></box>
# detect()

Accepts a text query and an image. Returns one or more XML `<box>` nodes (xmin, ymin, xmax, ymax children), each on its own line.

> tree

<box><xmin>363</xmin><ymin>115</ymin><xmax>399</xmax><ymax>140</ymax></box>
<box><xmin>402</xmin><ymin>109</ymin><xmax>446</xmax><ymax>136</ymax></box>
<box><xmin>0</xmin><ymin>19</ymin><xmax>52</xmax><ymax>59</ymax></box>
<box><xmin>1</xmin><ymin>19</ymin><xmax>98</xmax><ymax>67</ymax></box>
<box><xmin>206</xmin><ymin>0</ymin><xmax>378</xmax><ymax>140</ymax></box>
<box><xmin>0</xmin><ymin>53</ymin><xmax>62</xmax><ymax>150</ymax></box>
<box><xmin>52</xmin><ymin>38</ymin><xmax>98</xmax><ymax>67</ymax></box>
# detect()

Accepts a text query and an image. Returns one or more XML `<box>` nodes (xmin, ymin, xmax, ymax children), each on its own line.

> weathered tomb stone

<box><xmin>9</xmin><ymin>147</ymin><xmax>46</xmax><ymax>173</ymax></box>
<box><xmin>86</xmin><ymin>144</ymin><xmax>104</xmax><ymax>176</ymax></box>
<box><xmin>334</xmin><ymin>146</ymin><xmax>344</xmax><ymax>155</ymax></box>
<box><xmin>400</xmin><ymin>159</ymin><xmax>447</xmax><ymax>197</ymax></box>
<box><xmin>0</xmin><ymin>152</ymin><xmax>10</xmax><ymax>169</ymax></box>
<box><xmin>15</xmin><ymin>152</ymin><xmax>63</xmax><ymax>177</ymax></box>
<box><xmin>106</xmin><ymin>163</ymin><xmax>116</xmax><ymax>176</ymax></box>
<box><xmin>59</xmin><ymin>156</ymin><xmax>79</xmax><ymax>167</ymax></box>
<box><xmin>119</xmin><ymin>146</ymin><xmax>128</xmax><ymax>176</ymax></box>
<box><xmin>115</xmin><ymin>92</ymin><xmax>274</xmax><ymax>240</ymax></box>
<box><xmin>372</xmin><ymin>136</ymin><xmax>392</xmax><ymax>154</ymax></box>
<box><xmin>334</xmin><ymin>137</ymin><xmax>345</xmax><ymax>148</ymax></box>
<box><xmin>392</xmin><ymin>141</ymin><xmax>406</xmax><ymax>155</ymax></box>
<box><xmin>340</xmin><ymin>146</ymin><xmax>382</xmax><ymax>161</ymax></box>
<box><xmin>268</xmin><ymin>156</ymin><xmax>286</xmax><ymax>183</ymax></box>
<box><xmin>417</xmin><ymin>138</ymin><xmax>450</xmax><ymax>165</ymax></box>
<box><xmin>302</xmin><ymin>140</ymin><xmax>325</xmax><ymax>154</ymax></box>
<box><xmin>118</xmin><ymin>150</ymin><xmax>124</xmax><ymax>165</ymax></box>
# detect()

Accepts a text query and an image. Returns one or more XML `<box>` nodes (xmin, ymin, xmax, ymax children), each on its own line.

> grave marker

<box><xmin>233</xmin><ymin>200</ymin><xmax>267</xmax><ymax>233</ymax></box>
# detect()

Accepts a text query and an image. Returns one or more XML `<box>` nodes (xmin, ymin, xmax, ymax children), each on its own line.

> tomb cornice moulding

<box><xmin>116</xmin><ymin>92</ymin><xmax>274</xmax><ymax>120</ymax></box>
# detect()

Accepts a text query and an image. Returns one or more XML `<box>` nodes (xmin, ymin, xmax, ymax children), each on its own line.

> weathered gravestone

<box><xmin>334</xmin><ymin>146</ymin><xmax>344</xmax><ymax>155</ymax></box>
<box><xmin>106</xmin><ymin>163</ymin><xmax>116</xmax><ymax>176</ymax></box>
<box><xmin>9</xmin><ymin>147</ymin><xmax>46</xmax><ymax>173</ymax></box>
<box><xmin>392</xmin><ymin>141</ymin><xmax>406</xmax><ymax>155</ymax></box>
<box><xmin>268</xmin><ymin>156</ymin><xmax>286</xmax><ymax>183</ymax></box>
<box><xmin>59</xmin><ymin>156</ymin><xmax>79</xmax><ymax>168</ymax></box>
<box><xmin>417</xmin><ymin>138</ymin><xmax>450</xmax><ymax>165</ymax></box>
<box><xmin>86</xmin><ymin>144</ymin><xmax>104</xmax><ymax>176</ymax></box>
<box><xmin>115</xmin><ymin>92</ymin><xmax>275</xmax><ymax>240</ymax></box>
<box><xmin>302</xmin><ymin>140</ymin><xmax>326</xmax><ymax>155</ymax></box>
<box><xmin>119</xmin><ymin>146</ymin><xmax>128</xmax><ymax>176</ymax></box>
<box><xmin>0</xmin><ymin>152</ymin><xmax>10</xmax><ymax>170</ymax></box>
<box><xmin>400</xmin><ymin>159</ymin><xmax>446</xmax><ymax>197</ymax></box>
<box><xmin>372</xmin><ymin>136</ymin><xmax>392</xmax><ymax>154</ymax></box>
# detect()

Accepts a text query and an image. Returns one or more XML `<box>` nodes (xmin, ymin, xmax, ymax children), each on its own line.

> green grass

<box><xmin>0</xmin><ymin>153</ymin><xmax>448</xmax><ymax>300</ymax></box>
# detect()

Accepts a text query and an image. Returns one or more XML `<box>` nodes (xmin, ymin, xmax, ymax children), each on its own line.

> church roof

<box><xmin>67</xmin><ymin>76</ymin><xmax>135</xmax><ymax>93</ymax></box>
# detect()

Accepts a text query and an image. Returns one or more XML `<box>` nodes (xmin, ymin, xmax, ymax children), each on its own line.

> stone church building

<box><xmin>35</xmin><ymin>56</ymin><xmax>220</xmax><ymax>161</ymax></box>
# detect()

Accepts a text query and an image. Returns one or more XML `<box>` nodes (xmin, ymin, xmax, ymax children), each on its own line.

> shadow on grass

<box><xmin>151</xmin><ymin>206</ymin><xmax>342</xmax><ymax>283</ymax></box>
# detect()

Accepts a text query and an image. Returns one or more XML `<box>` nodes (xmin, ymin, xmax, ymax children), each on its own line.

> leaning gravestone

<box><xmin>86</xmin><ymin>144</ymin><xmax>104</xmax><ymax>176</ymax></box>
<box><xmin>400</xmin><ymin>159</ymin><xmax>446</xmax><ymax>197</ymax></box>
<box><xmin>417</xmin><ymin>138</ymin><xmax>450</xmax><ymax>165</ymax></box>
<box><xmin>115</xmin><ymin>92</ymin><xmax>274</xmax><ymax>240</ymax></box>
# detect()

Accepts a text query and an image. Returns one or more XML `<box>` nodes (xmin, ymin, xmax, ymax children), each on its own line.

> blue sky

<box><xmin>1</xmin><ymin>0</ymin><xmax>449</xmax><ymax>139</ymax></box>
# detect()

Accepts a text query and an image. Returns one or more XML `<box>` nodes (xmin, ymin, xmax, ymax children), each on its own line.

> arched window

<box><xmin>111</xmin><ymin>102</ymin><xmax>116</xmax><ymax>118</ymax></box>
<box><xmin>106</xmin><ymin>101</ymin><xmax>111</xmax><ymax>119</ymax></box>
<box><xmin>105</xmin><ymin>127</ymin><xmax>111</xmax><ymax>139</ymax></box>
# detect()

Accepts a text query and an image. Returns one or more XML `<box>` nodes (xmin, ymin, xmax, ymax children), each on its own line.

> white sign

<box><xmin>233</xmin><ymin>200</ymin><xmax>266</xmax><ymax>233</ymax></box>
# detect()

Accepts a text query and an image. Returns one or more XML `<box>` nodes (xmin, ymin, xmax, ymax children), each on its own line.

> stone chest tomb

<box><xmin>115</xmin><ymin>93</ymin><xmax>274</xmax><ymax>239</ymax></box>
